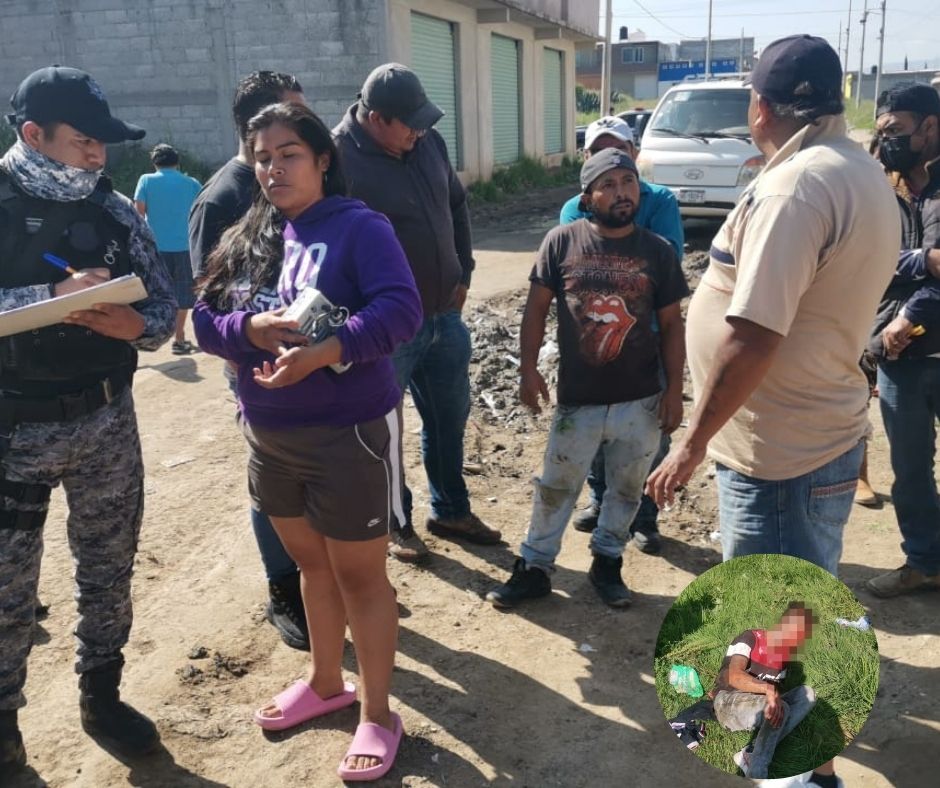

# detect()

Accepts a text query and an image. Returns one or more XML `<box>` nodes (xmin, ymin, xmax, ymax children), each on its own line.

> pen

<box><xmin>42</xmin><ymin>252</ymin><xmax>78</xmax><ymax>276</ymax></box>
<box><xmin>911</xmin><ymin>325</ymin><xmax>926</xmax><ymax>337</ymax></box>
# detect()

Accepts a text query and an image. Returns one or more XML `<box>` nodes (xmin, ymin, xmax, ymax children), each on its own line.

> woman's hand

<box><xmin>245</xmin><ymin>308</ymin><xmax>309</xmax><ymax>354</ymax></box>
<box><xmin>253</xmin><ymin>344</ymin><xmax>327</xmax><ymax>389</ymax></box>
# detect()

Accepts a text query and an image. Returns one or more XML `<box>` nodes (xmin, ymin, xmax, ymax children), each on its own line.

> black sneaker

<box><xmin>267</xmin><ymin>573</ymin><xmax>310</xmax><ymax>651</ymax></box>
<box><xmin>630</xmin><ymin>521</ymin><xmax>662</xmax><ymax>555</ymax></box>
<box><xmin>79</xmin><ymin>661</ymin><xmax>159</xmax><ymax>757</ymax></box>
<box><xmin>486</xmin><ymin>558</ymin><xmax>551</xmax><ymax>608</ymax></box>
<box><xmin>589</xmin><ymin>553</ymin><xmax>632</xmax><ymax>608</ymax></box>
<box><xmin>0</xmin><ymin>709</ymin><xmax>26</xmax><ymax>771</ymax></box>
<box><xmin>572</xmin><ymin>504</ymin><xmax>600</xmax><ymax>533</ymax></box>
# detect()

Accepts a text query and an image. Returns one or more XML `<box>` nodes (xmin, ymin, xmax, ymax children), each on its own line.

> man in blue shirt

<box><xmin>561</xmin><ymin>117</ymin><xmax>684</xmax><ymax>553</ymax></box>
<box><xmin>135</xmin><ymin>144</ymin><xmax>202</xmax><ymax>354</ymax></box>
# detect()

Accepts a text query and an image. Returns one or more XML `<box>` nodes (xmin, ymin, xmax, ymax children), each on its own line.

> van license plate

<box><xmin>679</xmin><ymin>189</ymin><xmax>706</xmax><ymax>204</ymax></box>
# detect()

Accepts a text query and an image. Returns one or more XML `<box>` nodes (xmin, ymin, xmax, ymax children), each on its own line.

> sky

<box><xmin>599</xmin><ymin>0</ymin><xmax>940</xmax><ymax>73</ymax></box>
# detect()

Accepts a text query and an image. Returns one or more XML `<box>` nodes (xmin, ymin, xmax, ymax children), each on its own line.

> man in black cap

<box><xmin>0</xmin><ymin>65</ymin><xmax>176</xmax><ymax>770</ymax></box>
<box><xmin>647</xmin><ymin>37</ymin><xmax>901</xmax><ymax>785</ymax></box>
<box><xmin>866</xmin><ymin>82</ymin><xmax>940</xmax><ymax>598</ymax></box>
<box><xmin>334</xmin><ymin>64</ymin><xmax>500</xmax><ymax>562</ymax></box>
<box><xmin>486</xmin><ymin>148</ymin><xmax>688</xmax><ymax>609</ymax></box>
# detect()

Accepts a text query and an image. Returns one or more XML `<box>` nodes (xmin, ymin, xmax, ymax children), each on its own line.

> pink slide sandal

<box><xmin>336</xmin><ymin>712</ymin><xmax>404</xmax><ymax>782</ymax></box>
<box><xmin>252</xmin><ymin>679</ymin><xmax>357</xmax><ymax>731</ymax></box>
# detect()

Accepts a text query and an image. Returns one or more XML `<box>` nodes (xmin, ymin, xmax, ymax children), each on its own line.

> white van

<box><xmin>636</xmin><ymin>80</ymin><xmax>765</xmax><ymax>218</ymax></box>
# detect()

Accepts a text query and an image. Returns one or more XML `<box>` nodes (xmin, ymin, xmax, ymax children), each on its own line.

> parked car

<box><xmin>636</xmin><ymin>80</ymin><xmax>764</xmax><ymax>217</ymax></box>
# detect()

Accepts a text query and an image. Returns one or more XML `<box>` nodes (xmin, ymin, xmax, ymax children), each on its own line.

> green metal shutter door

<box><xmin>491</xmin><ymin>34</ymin><xmax>521</xmax><ymax>165</ymax></box>
<box><xmin>410</xmin><ymin>13</ymin><xmax>460</xmax><ymax>169</ymax></box>
<box><xmin>543</xmin><ymin>48</ymin><xmax>563</xmax><ymax>154</ymax></box>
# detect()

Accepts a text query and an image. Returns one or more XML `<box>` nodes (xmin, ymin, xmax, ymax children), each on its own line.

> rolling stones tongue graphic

<box><xmin>579</xmin><ymin>293</ymin><xmax>636</xmax><ymax>365</ymax></box>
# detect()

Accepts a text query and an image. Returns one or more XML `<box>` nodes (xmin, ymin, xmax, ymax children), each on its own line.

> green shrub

<box><xmin>468</xmin><ymin>155</ymin><xmax>580</xmax><ymax>204</ymax></box>
<box><xmin>0</xmin><ymin>123</ymin><xmax>15</xmax><ymax>157</ymax></box>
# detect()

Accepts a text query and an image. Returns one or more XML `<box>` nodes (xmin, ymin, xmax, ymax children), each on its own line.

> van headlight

<box><xmin>736</xmin><ymin>155</ymin><xmax>766</xmax><ymax>186</ymax></box>
<box><xmin>636</xmin><ymin>153</ymin><xmax>654</xmax><ymax>181</ymax></box>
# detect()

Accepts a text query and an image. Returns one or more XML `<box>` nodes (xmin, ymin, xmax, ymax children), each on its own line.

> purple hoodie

<box><xmin>193</xmin><ymin>195</ymin><xmax>421</xmax><ymax>429</ymax></box>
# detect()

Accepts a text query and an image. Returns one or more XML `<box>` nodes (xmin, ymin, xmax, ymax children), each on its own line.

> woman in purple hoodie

<box><xmin>194</xmin><ymin>103</ymin><xmax>421</xmax><ymax>781</ymax></box>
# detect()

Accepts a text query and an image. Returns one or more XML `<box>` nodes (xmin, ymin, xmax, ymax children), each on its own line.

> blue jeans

<box><xmin>227</xmin><ymin>366</ymin><xmax>297</xmax><ymax>582</ymax></box>
<box><xmin>392</xmin><ymin>310</ymin><xmax>472</xmax><ymax>523</ymax></box>
<box><xmin>521</xmin><ymin>397</ymin><xmax>662</xmax><ymax>572</ymax></box>
<box><xmin>878</xmin><ymin>358</ymin><xmax>940</xmax><ymax>575</ymax></box>
<box><xmin>716</xmin><ymin>441</ymin><xmax>864</xmax><ymax>576</ymax></box>
<box><xmin>588</xmin><ymin>432</ymin><xmax>670</xmax><ymax>527</ymax></box>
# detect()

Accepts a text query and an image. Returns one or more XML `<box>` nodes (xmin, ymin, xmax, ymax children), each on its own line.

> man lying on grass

<box><xmin>710</xmin><ymin>601</ymin><xmax>819</xmax><ymax>779</ymax></box>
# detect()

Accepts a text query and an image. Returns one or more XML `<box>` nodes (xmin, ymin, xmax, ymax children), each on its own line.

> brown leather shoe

<box><xmin>854</xmin><ymin>478</ymin><xmax>879</xmax><ymax>507</ymax></box>
<box><xmin>866</xmin><ymin>565</ymin><xmax>940</xmax><ymax>598</ymax></box>
<box><xmin>426</xmin><ymin>512</ymin><xmax>502</xmax><ymax>545</ymax></box>
<box><xmin>388</xmin><ymin>530</ymin><xmax>430</xmax><ymax>563</ymax></box>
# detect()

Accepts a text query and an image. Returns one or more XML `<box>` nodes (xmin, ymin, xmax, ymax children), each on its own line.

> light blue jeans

<box><xmin>717</xmin><ymin>441</ymin><xmax>864</xmax><ymax>576</ymax></box>
<box><xmin>520</xmin><ymin>396</ymin><xmax>662</xmax><ymax>572</ymax></box>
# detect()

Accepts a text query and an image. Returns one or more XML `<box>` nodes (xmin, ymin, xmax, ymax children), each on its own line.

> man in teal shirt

<box><xmin>562</xmin><ymin>116</ymin><xmax>684</xmax><ymax>552</ymax></box>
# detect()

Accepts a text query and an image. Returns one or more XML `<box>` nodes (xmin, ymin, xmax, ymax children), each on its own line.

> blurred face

<box><xmin>771</xmin><ymin>612</ymin><xmax>812</xmax><ymax>659</ymax></box>
<box><xmin>252</xmin><ymin>122</ymin><xmax>329</xmax><ymax>219</ymax></box>
<box><xmin>588</xmin><ymin>134</ymin><xmax>636</xmax><ymax>160</ymax></box>
<box><xmin>22</xmin><ymin>121</ymin><xmax>106</xmax><ymax>171</ymax></box>
<box><xmin>586</xmin><ymin>167</ymin><xmax>640</xmax><ymax>228</ymax></box>
<box><xmin>367</xmin><ymin>112</ymin><xmax>426</xmax><ymax>158</ymax></box>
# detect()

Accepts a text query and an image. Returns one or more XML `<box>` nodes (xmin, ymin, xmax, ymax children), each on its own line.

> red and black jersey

<box><xmin>713</xmin><ymin>629</ymin><xmax>789</xmax><ymax>693</ymax></box>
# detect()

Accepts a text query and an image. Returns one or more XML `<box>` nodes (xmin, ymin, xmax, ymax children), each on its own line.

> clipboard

<box><xmin>0</xmin><ymin>274</ymin><xmax>148</xmax><ymax>338</ymax></box>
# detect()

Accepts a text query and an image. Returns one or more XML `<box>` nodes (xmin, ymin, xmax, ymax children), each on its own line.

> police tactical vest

<box><xmin>0</xmin><ymin>170</ymin><xmax>137</xmax><ymax>396</ymax></box>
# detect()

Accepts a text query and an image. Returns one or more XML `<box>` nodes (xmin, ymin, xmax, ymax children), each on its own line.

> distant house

<box><xmin>0</xmin><ymin>0</ymin><xmax>599</xmax><ymax>182</ymax></box>
<box><xmin>576</xmin><ymin>28</ymin><xmax>673</xmax><ymax>101</ymax></box>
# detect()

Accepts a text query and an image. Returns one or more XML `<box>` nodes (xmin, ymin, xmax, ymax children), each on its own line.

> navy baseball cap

<box><xmin>746</xmin><ymin>35</ymin><xmax>842</xmax><ymax>106</ymax></box>
<box><xmin>7</xmin><ymin>66</ymin><xmax>145</xmax><ymax>143</ymax></box>
<box><xmin>580</xmin><ymin>147</ymin><xmax>638</xmax><ymax>192</ymax></box>
<box><xmin>359</xmin><ymin>63</ymin><xmax>443</xmax><ymax>131</ymax></box>
<box><xmin>877</xmin><ymin>82</ymin><xmax>940</xmax><ymax>118</ymax></box>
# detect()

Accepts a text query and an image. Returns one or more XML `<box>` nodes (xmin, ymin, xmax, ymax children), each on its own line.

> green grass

<box><xmin>655</xmin><ymin>554</ymin><xmax>879</xmax><ymax>779</ymax></box>
<box><xmin>467</xmin><ymin>155</ymin><xmax>580</xmax><ymax>204</ymax></box>
<box><xmin>845</xmin><ymin>99</ymin><xmax>877</xmax><ymax>134</ymax></box>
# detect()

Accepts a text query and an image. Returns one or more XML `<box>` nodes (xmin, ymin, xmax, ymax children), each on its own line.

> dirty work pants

<box><xmin>0</xmin><ymin>390</ymin><xmax>143</xmax><ymax>710</ymax></box>
<box><xmin>392</xmin><ymin>310</ymin><xmax>472</xmax><ymax>523</ymax></box>
<box><xmin>520</xmin><ymin>396</ymin><xmax>662</xmax><ymax>572</ymax></box>
<box><xmin>713</xmin><ymin>685</ymin><xmax>817</xmax><ymax>778</ymax></box>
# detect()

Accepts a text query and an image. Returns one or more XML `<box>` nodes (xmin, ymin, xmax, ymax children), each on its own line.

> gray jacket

<box><xmin>333</xmin><ymin>104</ymin><xmax>474</xmax><ymax>318</ymax></box>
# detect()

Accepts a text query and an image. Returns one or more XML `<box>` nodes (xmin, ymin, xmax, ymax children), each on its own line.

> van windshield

<box><xmin>649</xmin><ymin>88</ymin><xmax>751</xmax><ymax>138</ymax></box>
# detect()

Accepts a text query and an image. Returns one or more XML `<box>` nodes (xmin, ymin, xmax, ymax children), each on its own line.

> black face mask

<box><xmin>879</xmin><ymin>134</ymin><xmax>922</xmax><ymax>174</ymax></box>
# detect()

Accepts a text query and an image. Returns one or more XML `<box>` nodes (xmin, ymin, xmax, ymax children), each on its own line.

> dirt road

<box><xmin>8</xmin><ymin>187</ymin><xmax>938</xmax><ymax>788</ymax></box>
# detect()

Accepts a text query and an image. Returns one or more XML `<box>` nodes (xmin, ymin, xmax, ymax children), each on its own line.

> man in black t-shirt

<box><xmin>487</xmin><ymin>149</ymin><xmax>689</xmax><ymax>609</ymax></box>
<box><xmin>710</xmin><ymin>602</ymin><xmax>819</xmax><ymax>779</ymax></box>
<box><xmin>187</xmin><ymin>71</ymin><xmax>310</xmax><ymax>651</ymax></box>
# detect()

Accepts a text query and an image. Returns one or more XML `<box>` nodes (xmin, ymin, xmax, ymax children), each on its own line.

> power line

<box><xmin>630</xmin><ymin>0</ymin><xmax>695</xmax><ymax>38</ymax></box>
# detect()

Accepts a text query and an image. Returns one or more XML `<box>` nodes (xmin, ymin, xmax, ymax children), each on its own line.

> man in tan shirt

<box><xmin>647</xmin><ymin>38</ymin><xmax>900</xmax><ymax>782</ymax></box>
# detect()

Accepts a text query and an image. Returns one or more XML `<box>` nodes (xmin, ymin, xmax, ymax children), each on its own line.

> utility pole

<box><xmin>857</xmin><ymin>0</ymin><xmax>869</xmax><ymax>108</ymax></box>
<box><xmin>739</xmin><ymin>27</ymin><xmax>745</xmax><ymax>72</ymax></box>
<box><xmin>874</xmin><ymin>0</ymin><xmax>887</xmax><ymax>116</ymax></box>
<box><xmin>600</xmin><ymin>0</ymin><xmax>612</xmax><ymax>117</ymax></box>
<box><xmin>844</xmin><ymin>0</ymin><xmax>853</xmax><ymax>84</ymax></box>
<box><xmin>705</xmin><ymin>0</ymin><xmax>713</xmax><ymax>79</ymax></box>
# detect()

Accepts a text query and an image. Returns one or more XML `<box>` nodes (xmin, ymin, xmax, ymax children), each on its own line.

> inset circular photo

<box><xmin>654</xmin><ymin>554</ymin><xmax>878</xmax><ymax>781</ymax></box>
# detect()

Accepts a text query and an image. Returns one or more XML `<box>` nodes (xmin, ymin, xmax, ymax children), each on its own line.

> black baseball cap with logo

<box><xmin>7</xmin><ymin>65</ymin><xmax>145</xmax><ymax>143</ymax></box>
<box><xmin>746</xmin><ymin>35</ymin><xmax>842</xmax><ymax>107</ymax></box>
<box><xmin>359</xmin><ymin>63</ymin><xmax>443</xmax><ymax>131</ymax></box>
<box><xmin>580</xmin><ymin>147</ymin><xmax>638</xmax><ymax>192</ymax></box>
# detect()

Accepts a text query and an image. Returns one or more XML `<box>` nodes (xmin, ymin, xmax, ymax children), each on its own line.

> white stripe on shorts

<box><xmin>384</xmin><ymin>408</ymin><xmax>406</xmax><ymax>531</ymax></box>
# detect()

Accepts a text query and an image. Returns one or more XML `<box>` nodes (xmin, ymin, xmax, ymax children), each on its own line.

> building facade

<box><xmin>576</xmin><ymin>30</ymin><xmax>673</xmax><ymax>101</ymax></box>
<box><xmin>0</xmin><ymin>0</ymin><xmax>598</xmax><ymax>181</ymax></box>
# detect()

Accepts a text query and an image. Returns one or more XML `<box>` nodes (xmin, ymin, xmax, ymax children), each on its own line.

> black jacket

<box><xmin>333</xmin><ymin>105</ymin><xmax>474</xmax><ymax>318</ymax></box>
<box><xmin>868</xmin><ymin>160</ymin><xmax>940</xmax><ymax>359</ymax></box>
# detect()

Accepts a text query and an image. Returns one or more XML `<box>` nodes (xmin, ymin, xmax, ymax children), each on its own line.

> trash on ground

<box><xmin>669</xmin><ymin>664</ymin><xmax>704</xmax><ymax>698</ymax></box>
<box><xmin>835</xmin><ymin>615</ymin><xmax>871</xmax><ymax>631</ymax></box>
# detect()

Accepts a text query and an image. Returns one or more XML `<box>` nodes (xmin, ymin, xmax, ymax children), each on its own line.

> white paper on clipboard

<box><xmin>0</xmin><ymin>274</ymin><xmax>148</xmax><ymax>338</ymax></box>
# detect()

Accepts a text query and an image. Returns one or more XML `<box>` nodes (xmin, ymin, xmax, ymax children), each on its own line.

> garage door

<box><xmin>543</xmin><ymin>48</ymin><xmax>563</xmax><ymax>154</ymax></box>
<box><xmin>491</xmin><ymin>34</ymin><xmax>521</xmax><ymax>165</ymax></box>
<box><xmin>411</xmin><ymin>12</ymin><xmax>461</xmax><ymax>168</ymax></box>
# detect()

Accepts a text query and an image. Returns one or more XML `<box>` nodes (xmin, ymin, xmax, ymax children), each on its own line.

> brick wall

<box><xmin>0</xmin><ymin>0</ymin><xmax>387</xmax><ymax>166</ymax></box>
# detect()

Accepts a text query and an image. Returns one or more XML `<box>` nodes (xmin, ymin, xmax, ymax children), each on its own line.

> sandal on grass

<box><xmin>336</xmin><ymin>712</ymin><xmax>403</xmax><ymax>782</ymax></box>
<box><xmin>252</xmin><ymin>679</ymin><xmax>356</xmax><ymax>731</ymax></box>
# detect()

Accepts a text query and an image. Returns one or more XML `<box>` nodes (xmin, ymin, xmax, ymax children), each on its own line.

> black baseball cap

<box><xmin>7</xmin><ymin>66</ymin><xmax>145</xmax><ymax>143</ymax></box>
<box><xmin>746</xmin><ymin>35</ymin><xmax>842</xmax><ymax>106</ymax></box>
<box><xmin>876</xmin><ymin>82</ymin><xmax>940</xmax><ymax>118</ymax></box>
<box><xmin>580</xmin><ymin>147</ymin><xmax>638</xmax><ymax>192</ymax></box>
<box><xmin>359</xmin><ymin>63</ymin><xmax>443</xmax><ymax>131</ymax></box>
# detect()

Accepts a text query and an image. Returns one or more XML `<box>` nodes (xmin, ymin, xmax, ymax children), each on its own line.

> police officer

<box><xmin>0</xmin><ymin>66</ymin><xmax>175</xmax><ymax>770</ymax></box>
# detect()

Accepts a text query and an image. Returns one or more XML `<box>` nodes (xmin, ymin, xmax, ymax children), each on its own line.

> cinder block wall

<box><xmin>0</xmin><ymin>0</ymin><xmax>387</xmax><ymax>165</ymax></box>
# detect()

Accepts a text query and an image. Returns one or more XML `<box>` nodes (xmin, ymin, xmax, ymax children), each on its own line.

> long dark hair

<box><xmin>198</xmin><ymin>102</ymin><xmax>346</xmax><ymax>310</ymax></box>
